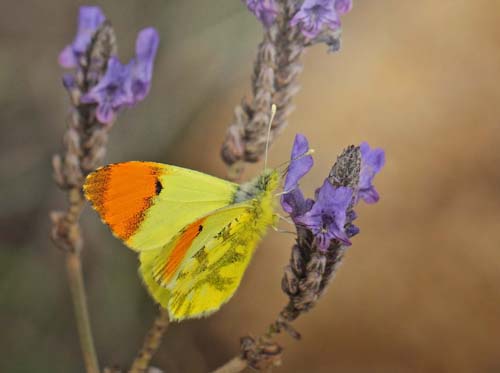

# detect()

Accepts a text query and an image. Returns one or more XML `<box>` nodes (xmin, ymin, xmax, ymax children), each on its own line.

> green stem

<box><xmin>66</xmin><ymin>251</ymin><xmax>100</xmax><ymax>373</ymax></box>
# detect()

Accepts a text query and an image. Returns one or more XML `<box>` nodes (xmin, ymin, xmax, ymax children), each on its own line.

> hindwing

<box><xmin>140</xmin><ymin>192</ymin><xmax>276</xmax><ymax>320</ymax></box>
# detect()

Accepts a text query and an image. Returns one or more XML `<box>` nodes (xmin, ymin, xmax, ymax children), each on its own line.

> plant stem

<box><xmin>66</xmin><ymin>250</ymin><xmax>100</xmax><ymax>373</ymax></box>
<box><xmin>51</xmin><ymin>187</ymin><xmax>100</xmax><ymax>372</ymax></box>
<box><xmin>129</xmin><ymin>309</ymin><xmax>170</xmax><ymax>373</ymax></box>
<box><xmin>210</xmin><ymin>357</ymin><xmax>247</xmax><ymax>373</ymax></box>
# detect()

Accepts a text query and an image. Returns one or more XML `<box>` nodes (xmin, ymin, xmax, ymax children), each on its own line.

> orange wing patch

<box><xmin>84</xmin><ymin>162</ymin><xmax>164</xmax><ymax>241</ymax></box>
<box><xmin>157</xmin><ymin>217</ymin><xmax>207</xmax><ymax>283</ymax></box>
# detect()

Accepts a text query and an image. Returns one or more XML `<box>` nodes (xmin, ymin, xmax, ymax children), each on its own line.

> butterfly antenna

<box><xmin>274</xmin><ymin>148</ymin><xmax>316</xmax><ymax>177</ymax></box>
<box><xmin>272</xmin><ymin>213</ymin><xmax>296</xmax><ymax>234</ymax></box>
<box><xmin>264</xmin><ymin>104</ymin><xmax>277</xmax><ymax>170</ymax></box>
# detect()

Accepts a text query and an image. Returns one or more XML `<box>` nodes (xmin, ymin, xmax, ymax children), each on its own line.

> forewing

<box><xmin>83</xmin><ymin>161</ymin><xmax>237</xmax><ymax>251</ymax></box>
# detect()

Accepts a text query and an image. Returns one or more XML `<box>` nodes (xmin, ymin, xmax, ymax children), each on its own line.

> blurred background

<box><xmin>1</xmin><ymin>1</ymin><xmax>500</xmax><ymax>372</ymax></box>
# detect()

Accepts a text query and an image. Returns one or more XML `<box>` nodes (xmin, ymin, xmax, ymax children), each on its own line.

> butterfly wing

<box><xmin>139</xmin><ymin>204</ymin><xmax>248</xmax><ymax>312</ymax></box>
<box><xmin>83</xmin><ymin>161</ymin><xmax>238</xmax><ymax>252</ymax></box>
<box><xmin>140</xmin><ymin>190</ymin><xmax>277</xmax><ymax>321</ymax></box>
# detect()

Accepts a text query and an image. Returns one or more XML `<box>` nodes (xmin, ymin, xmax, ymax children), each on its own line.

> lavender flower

<box><xmin>295</xmin><ymin>181</ymin><xmax>352</xmax><ymax>250</ymax></box>
<box><xmin>244</xmin><ymin>0</ymin><xmax>279</xmax><ymax>27</ymax></box>
<box><xmin>80</xmin><ymin>28</ymin><xmax>159</xmax><ymax>124</ymax></box>
<box><xmin>58</xmin><ymin>6</ymin><xmax>105</xmax><ymax>68</ymax></box>
<box><xmin>358</xmin><ymin>141</ymin><xmax>385</xmax><ymax>204</ymax></box>
<box><xmin>281</xmin><ymin>134</ymin><xmax>354</xmax><ymax>250</ymax></box>
<box><xmin>281</xmin><ymin>137</ymin><xmax>385</xmax><ymax>250</ymax></box>
<box><xmin>80</xmin><ymin>57</ymin><xmax>134</xmax><ymax>124</ymax></box>
<box><xmin>290</xmin><ymin>0</ymin><xmax>352</xmax><ymax>39</ymax></box>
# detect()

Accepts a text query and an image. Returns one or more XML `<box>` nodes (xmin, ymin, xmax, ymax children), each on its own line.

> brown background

<box><xmin>1</xmin><ymin>1</ymin><xmax>500</xmax><ymax>372</ymax></box>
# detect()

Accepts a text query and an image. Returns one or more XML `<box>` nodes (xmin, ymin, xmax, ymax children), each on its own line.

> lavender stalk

<box><xmin>214</xmin><ymin>133</ymin><xmax>385</xmax><ymax>372</ymax></box>
<box><xmin>221</xmin><ymin>0</ymin><xmax>348</xmax><ymax>180</ymax></box>
<box><xmin>51</xmin><ymin>11</ymin><xmax>117</xmax><ymax>372</ymax></box>
<box><xmin>52</xmin><ymin>6</ymin><xmax>159</xmax><ymax>371</ymax></box>
<box><xmin>214</xmin><ymin>2</ymin><xmax>363</xmax><ymax>371</ymax></box>
<box><xmin>221</xmin><ymin>0</ymin><xmax>300</xmax><ymax>180</ymax></box>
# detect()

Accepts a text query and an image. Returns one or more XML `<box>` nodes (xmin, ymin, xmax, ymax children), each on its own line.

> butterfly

<box><xmin>83</xmin><ymin>160</ymin><xmax>280</xmax><ymax>321</ymax></box>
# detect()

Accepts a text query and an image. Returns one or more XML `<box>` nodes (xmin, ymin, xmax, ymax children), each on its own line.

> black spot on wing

<box><xmin>155</xmin><ymin>180</ymin><xmax>163</xmax><ymax>195</ymax></box>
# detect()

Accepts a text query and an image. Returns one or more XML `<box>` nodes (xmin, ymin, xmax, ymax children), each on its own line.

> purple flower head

<box><xmin>295</xmin><ymin>181</ymin><xmax>353</xmax><ymax>250</ymax></box>
<box><xmin>281</xmin><ymin>134</ymin><xmax>314</xmax><ymax>217</ymax></box>
<box><xmin>80</xmin><ymin>28</ymin><xmax>159</xmax><ymax>124</ymax></box>
<box><xmin>81</xmin><ymin>57</ymin><xmax>134</xmax><ymax>123</ymax></box>
<box><xmin>244</xmin><ymin>0</ymin><xmax>279</xmax><ymax>27</ymax></box>
<box><xmin>358</xmin><ymin>142</ymin><xmax>385</xmax><ymax>204</ymax></box>
<box><xmin>59</xmin><ymin>6</ymin><xmax>106</xmax><ymax>68</ymax></box>
<box><xmin>290</xmin><ymin>0</ymin><xmax>352</xmax><ymax>39</ymax></box>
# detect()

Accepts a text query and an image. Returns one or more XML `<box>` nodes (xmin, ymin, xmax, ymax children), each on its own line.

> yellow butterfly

<box><xmin>83</xmin><ymin>160</ymin><xmax>279</xmax><ymax>321</ymax></box>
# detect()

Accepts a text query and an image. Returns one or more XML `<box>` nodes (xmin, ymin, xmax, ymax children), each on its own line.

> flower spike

<box><xmin>80</xmin><ymin>27</ymin><xmax>160</xmax><ymax>124</ymax></box>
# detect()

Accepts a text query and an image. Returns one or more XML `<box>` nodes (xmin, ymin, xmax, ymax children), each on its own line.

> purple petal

<box><xmin>62</xmin><ymin>73</ymin><xmax>76</xmax><ymax>90</ymax></box>
<box><xmin>323</xmin><ymin>12</ymin><xmax>341</xmax><ymax>32</ymax></box>
<box><xmin>59</xmin><ymin>6</ymin><xmax>105</xmax><ymax>68</ymax></box>
<box><xmin>360</xmin><ymin>142</ymin><xmax>385</xmax><ymax>173</ymax></box>
<box><xmin>294</xmin><ymin>209</ymin><xmax>321</xmax><ymax>232</ymax></box>
<box><xmin>80</xmin><ymin>57</ymin><xmax>134</xmax><ymax>124</ymax></box>
<box><xmin>290</xmin><ymin>0</ymin><xmax>352</xmax><ymax>39</ymax></box>
<box><xmin>244</xmin><ymin>0</ymin><xmax>279</xmax><ymax>27</ymax></box>
<box><xmin>315</xmin><ymin>181</ymin><xmax>352</xmax><ymax>213</ymax></box>
<box><xmin>359</xmin><ymin>186</ymin><xmax>379</xmax><ymax>204</ymax></box>
<box><xmin>317</xmin><ymin>183</ymin><xmax>351</xmax><ymax>230</ymax></box>
<box><xmin>73</xmin><ymin>6</ymin><xmax>106</xmax><ymax>53</ymax></box>
<box><xmin>347</xmin><ymin>209</ymin><xmax>357</xmax><ymax>222</ymax></box>
<box><xmin>316</xmin><ymin>233</ymin><xmax>331</xmax><ymax>251</ymax></box>
<box><xmin>358</xmin><ymin>142</ymin><xmax>385</xmax><ymax>204</ymax></box>
<box><xmin>281</xmin><ymin>188</ymin><xmax>314</xmax><ymax>216</ymax></box>
<box><xmin>330</xmin><ymin>225</ymin><xmax>351</xmax><ymax>246</ymax></box>
<box><xmin>334</xmin><ymin>0</ymin><xmax>353</xmax><ymax>15</ymax></box>
<box><xmin>96</xmin><ymin>102</ymin><xmax>116</xmax><ymax>124</ymax></box>
<box><xmin>58</xmin><ymin>45</ymin><xmax>78</xmax><ymax>68</ymax></box>
<box><xmin>346</xmin><ymin>223</ymin><xmax>360</xmax><ymax>238</ymax></box>
<box><xmin>294</xmin><ymin>181</ymin><xmax>353</xmax><ymax>250</ymax></box>
<box><xmin>290</xmin><ymin>0</ymin><xmax>340</xmax><ymax>39</ymax></box>
<box><xmin>284</xmin><ymin>134</ymin><xmax>313</xmax><ymax>192</ymax></box>
<box><xmin>131</xmin><ymin>27</ymin><xmax>159</xmax><ymax>101</ymax></box>
<box><xmin>281</xmin><ymin>134</ymin><xmax>314</xmax><ymax>217</ymax></box>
